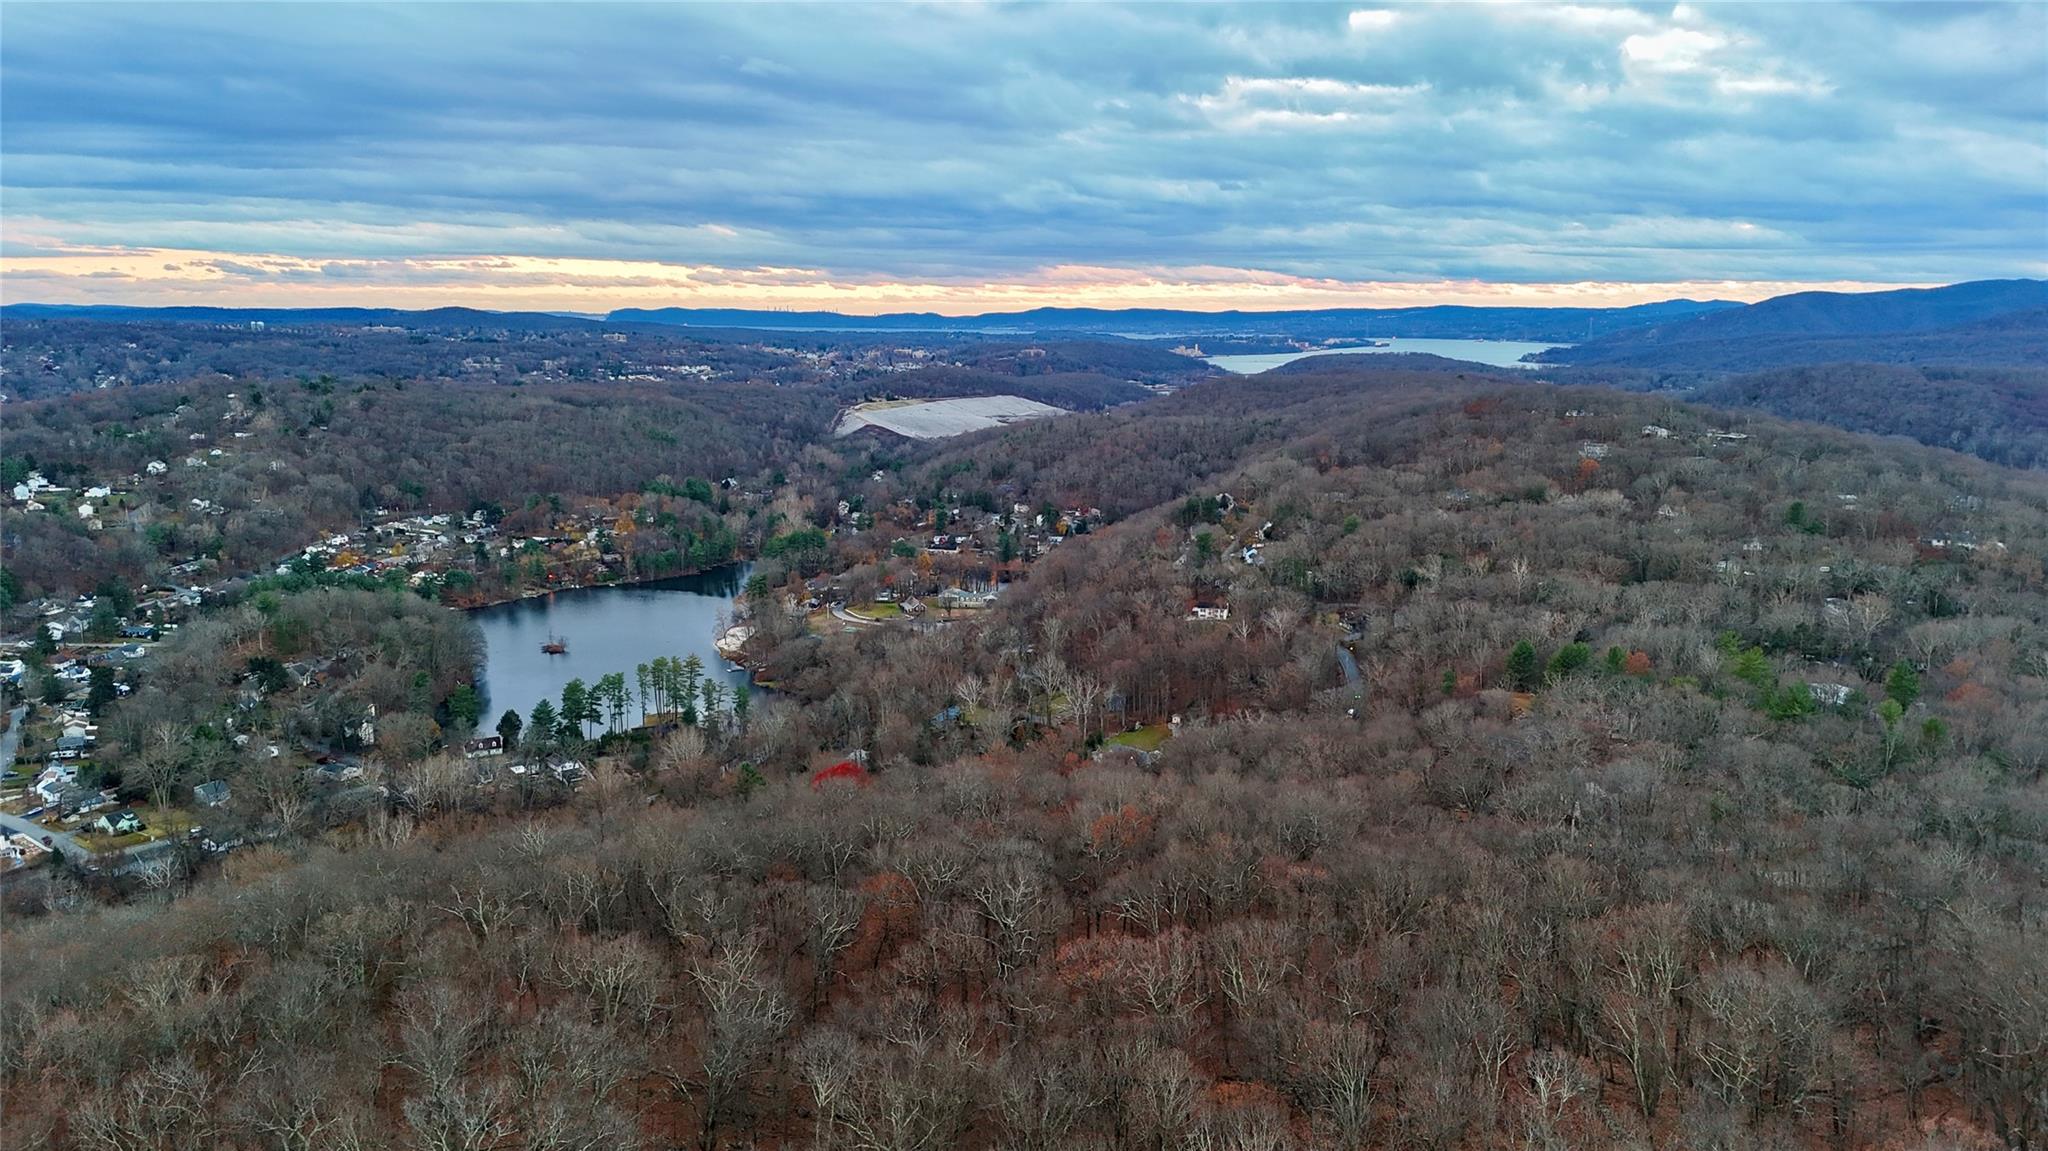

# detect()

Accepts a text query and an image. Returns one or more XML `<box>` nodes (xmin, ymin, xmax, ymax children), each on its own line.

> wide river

<box><xmin>1205</xmin><ymin>337</ymin><xmax>1564</xmax><ymax>374</ymax></box>
<box><xmin>470</xmin><ymin>564</ymin><xmax>756</xmax><ymax>730</ymax></box>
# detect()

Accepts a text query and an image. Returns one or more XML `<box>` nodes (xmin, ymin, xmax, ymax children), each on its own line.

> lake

<box><xmin>1205</xmin><ymin>337</ymin><xmax>1565</xmax><ymax>374</ymax></box>
<box><xmin>470</xmin><ymin>565</ymin><xmax>756</xmax><ymax>730</ymax></box>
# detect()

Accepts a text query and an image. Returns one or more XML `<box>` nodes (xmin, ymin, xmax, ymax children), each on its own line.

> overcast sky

<box><xmin>3</xmin><ymin>2</ymin><xmax>2043</xmax><ymax>313</ymax></box>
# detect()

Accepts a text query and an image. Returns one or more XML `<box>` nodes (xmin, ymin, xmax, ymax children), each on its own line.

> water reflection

<box><xmin>470</xmin><ymin>565</ymin><xmax>755</xmax><ymax>729</ymax></box>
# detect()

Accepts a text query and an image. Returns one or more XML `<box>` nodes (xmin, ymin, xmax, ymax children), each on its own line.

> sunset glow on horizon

<box><xmin>4</xmin><ymin>3</ymin><xmax>2040</xmax><ymax>313</ymax></box>
<box><xmin>0</xmin><ymin>239</ymin><xmax>1941</xmax><ymax>316</ymax></box>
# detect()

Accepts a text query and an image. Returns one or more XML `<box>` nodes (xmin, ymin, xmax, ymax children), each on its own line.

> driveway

<box><xmin>828</xmin><ymin>603</ymin><xmax>885</xmax><ymax>628</ymax></box>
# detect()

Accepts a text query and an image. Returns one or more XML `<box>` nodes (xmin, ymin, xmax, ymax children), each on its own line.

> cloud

<box><xmin>1186</xmin><ymin>75</ymin><xmax>1429</xmax><ymax>130</ymax></box>
<box><xmin>0</xmin><ymin>1</ymin><xmax>2040</xmax><ymax>306</ymax></box>
<box><xmin>1346</xmin><ymin>10</ymin><xmax>1400</xmax><ymax>34</ymax></box>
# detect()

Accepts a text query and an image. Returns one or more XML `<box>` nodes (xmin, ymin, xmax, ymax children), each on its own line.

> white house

<box><xmin>93</xmin><ymin>810</ymin><xmax>144</xmax><ymax>836</ymax></box>
<box><xmin>32</xmin><ymin>765</ymin><xmax>77</xmax><ymax>805</ymax></box>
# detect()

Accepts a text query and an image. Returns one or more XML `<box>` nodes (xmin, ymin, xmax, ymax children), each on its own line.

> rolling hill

<box><xmin>1539</xmin><ymin>279</ymin><xmax>2048</xmax><ymax>369</ymax></box>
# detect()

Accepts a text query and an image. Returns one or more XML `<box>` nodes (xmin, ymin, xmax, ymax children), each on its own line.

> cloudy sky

<box><xmin>3</xmin><ymin>2</ymin><xmax>2043</xmax><ymax>313</ymax></box>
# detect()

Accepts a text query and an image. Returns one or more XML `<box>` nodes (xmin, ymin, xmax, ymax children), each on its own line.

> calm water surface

<box><xmin>471</xmin><ymin>565</ymin><xmax>755</xmax><ymax>729</ymax></box>
<box><xmin>1205</xmin><ymin>337</ymin><xmax>1565</xmax><ymax>374</ymax></box>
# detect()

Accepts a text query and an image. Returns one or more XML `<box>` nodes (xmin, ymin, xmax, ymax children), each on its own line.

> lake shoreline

<box><xmin>448</xmin><ymin>559</ymin><xmax>755</xmax><ymax>614</ymax></box>
<box><xmin>467</xmin><ymin>562</ymin><xmax>763</xmax><ymax>725</ymax></box>
<box><xmin>1205</xmin><ymin>336</ymin><xmax>1569</xmax><ymax>374</ymax></box>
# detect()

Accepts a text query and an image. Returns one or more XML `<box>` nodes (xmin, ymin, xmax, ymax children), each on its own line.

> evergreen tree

<box><xmin>1546</xmin><ymin>643</ymin><xmax>1591</xmax><ymax>680</ymax></box>
<box><xmin>86</xmin><ymin>666</ymin><xmax>118</xmax><ymax>715</ymax></box>
<box><xmin>1885</xmin><ymin>660</ymin><xmax>1921</xmax><ymax>709</ymax></box>
<box><xmin>496</xmin><ymin>708</ymin><xmax>523</xmax><ymax>750</ymax></box>
<box><xmin>528</xmin><ymin>698</ymin><xmax>558</xmax><ymax>749</ymax></box>
<box><xmin>1506</xmin><ymin>640</ymin><xmax>1540</xmax><ymax>691</ymax></box>
<box><xmin>444</xmin><ymin>684</ymin><xmax>483</xmax><ymax>730</ymax></box>
<box><xmin>560</xmin><ymin>679</ymin><xmax>590</xmax><ymax>740</ymax></box>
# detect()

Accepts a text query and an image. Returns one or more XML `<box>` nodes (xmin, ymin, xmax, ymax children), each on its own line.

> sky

<box><xmin>2</xmin><ymin>2</ymin><xmax>2044</xmax><ymax>314</ymax></box>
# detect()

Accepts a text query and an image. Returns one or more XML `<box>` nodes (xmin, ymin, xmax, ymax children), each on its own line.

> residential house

<box><xmin>193</xmin><ymin>780</ymin><xmax>231</xmax><ymax>807</ymax></box>
<box><xmin>315</xmin><ymin>760</ymin><xmax>364</xmax><ymax>783</ymax></box>
<box><xmin>2</xmin><ymin>834</ymin><xmax>51</xmax><ymax>870</ymax></box>
<box><xmin>93</xmin><ymin>810</ymin><xmax>144</xmax><ymax>836</ymax></box>
<box><xmin>1807</xmin><ymin>683</ymin><xmax>1855</xmax><ymax>708</ymax></box>
<box><xmin>32</xmin><ymin>765</ymin><xmax>77</xmax><ymax>805</ymax></box>
<box><xmin>937</xmin><ymin>586</ymin><xmax>996</xmax><ymax>610</ymax></box>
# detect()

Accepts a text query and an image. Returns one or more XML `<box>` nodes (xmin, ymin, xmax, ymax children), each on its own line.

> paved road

<box><xmin>0</xmin><ymin>705</ymin><xmax>24</xmax><ymax>774</ymax></box>
<box><xmin>1336</xmin><ymin>644</ymin><xmax>1362</xmax><ymax>693</ymax></box>
<box><xmin>0</xmin><ymin>709</ymin><xmax>179</xmax><ymax>868</ymax></box>
<box><xmin>0</xmin><ymin>808</ymin><xmax>92</xmax><ymax>862</ymax></box>
<box><xmin>0</xmin><ymin>704</ymin><xmax>91</xmax><ymax>861</ymax></box>
<box><xmin>0</xmin><ymin>704</ymin><xmax>97</xmax><ymax>859</ymax></box>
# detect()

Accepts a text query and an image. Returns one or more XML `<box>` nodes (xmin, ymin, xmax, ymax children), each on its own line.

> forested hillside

<box><xmin>1540</xmin><ymin>312</ymin><xmax>2048</xmax><ymax>373</ymax></box>
<box><xmin>0</xmin><ymin>375</ymin><xmax>834</xmax><ymax>599</ymax></box>
<box><xmin>1524</xmin><ymin>282</ymin><xmax>2048</xmax><ymax>470</ymax></box>
<box><xmin>1691</xmin><ymin>364</ymin><xmax>2048</xmax><ymax>471</ymax></box>
<box><xmin>1544</xmin><ymin>280</ymin><xmax>2048</xmax><ymax>366</ymax></box>
<box><xmin>8</xmin><ymin>369</ymin><xmax>2046</xmax><ymax>1150</ymax></box>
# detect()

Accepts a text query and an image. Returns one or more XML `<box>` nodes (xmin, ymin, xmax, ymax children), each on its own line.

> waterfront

<box><xmin>470</xmin><ymin>565</ymin><xmax>755</xmax><ymax>729</ymax></box>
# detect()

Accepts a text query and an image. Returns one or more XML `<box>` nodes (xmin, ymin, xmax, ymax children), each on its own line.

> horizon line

<box><xmin>7</xmin><ymin>276</ymin><xmax>2031</xmax><ymax>322</ymax></box>
<box><xmin>2</xmin><ymin>241</ymin><xmax>2017</xmax><ymax>316</ymax></box>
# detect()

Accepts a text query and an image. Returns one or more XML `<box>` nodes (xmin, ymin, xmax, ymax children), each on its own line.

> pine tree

<box><xmin>496</xmin><ymin>708</ymin><xmax>523</xmax><ymax>750</ymax></box>
<box><xmin>1885</xmin><ymin>660</ymin><xmax>1920</xmax><ymax>710</ymax></box>
<box><xmin>559</xmin><ymin>679</ymin><xmax>589</xmax><ymax>740</ymax></box>
<box><xmin>1506</xmin><ymin>640</ymin><xmax>1539</xmax><ymax>692</ymax></box>
<box><xmin>528</xmin><ymin>698</ymin><xmax>558</xmax><ymax>749</ymax></box>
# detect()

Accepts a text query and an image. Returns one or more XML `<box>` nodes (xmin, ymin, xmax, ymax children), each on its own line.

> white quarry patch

<box><xmin>833</xmin><ymin>395</ymin><xmax>1066</xmax><ymax>439</ymax></box>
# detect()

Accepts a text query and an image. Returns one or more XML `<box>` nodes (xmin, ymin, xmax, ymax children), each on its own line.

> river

<box><xmin>470</xmin><ymin>565</ymin><xmax>756</xmax><ymax>730</ymax></box>
<box><xmin>1205</xmin><ymin>337</ymin><xmax>1565</xmax><ymax>374</ymax></box>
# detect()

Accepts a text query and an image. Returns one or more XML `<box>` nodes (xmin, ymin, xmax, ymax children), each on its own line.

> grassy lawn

<box><xmin>75</xmin><ymin>806</ymin><xmax>199</xmax><ymax>853</ymax></box>
<box><xmin>849</xmin><ymin>601</ymin><xmax>903</xmax><ymax>620</ymax></box>
<box><xmin>1106</xmin><ymin>724</ymin><xmax>1171</xmax><ymax>752</ymax></box>
<box><xmin>77</xmin><ymin>830</ymin><xmax>148</xmax><ymax>852</ymax></box>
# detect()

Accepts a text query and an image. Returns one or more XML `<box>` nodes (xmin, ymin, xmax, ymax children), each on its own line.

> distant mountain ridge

<box><xmin>0</xmin><ymin>303</ymin><xmax>604</xmax><ymax>332</ymax></box>
<box><xmin>13</xmin><ymin>283</ymin><xmax>2041</xmax><ymax>357</ymax></box>
<box><xmin>3</xmin><ymin>297</ymin><xmax>1742</xmax><ymax>343</ymax></box>
<box><xmin>1542</xmin><ymin>279</ymin><xmax>2048</xmax><ymax>368</ymax></box>
<box><xmin>607</xmin><ymin>299</ymin><xmax>1739</xmax><ymax>342</ymax></box>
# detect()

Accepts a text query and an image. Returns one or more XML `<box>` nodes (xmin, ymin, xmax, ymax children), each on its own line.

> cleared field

<box><xmin>834</xmin><ymin>395</ymin><xmax>1065</xmax><ymax>439</ymax></box>
<box><xmin>1106</xmin><ymin>724</ymin><xmax>1171</xmax><ymax>752</ymax></box>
